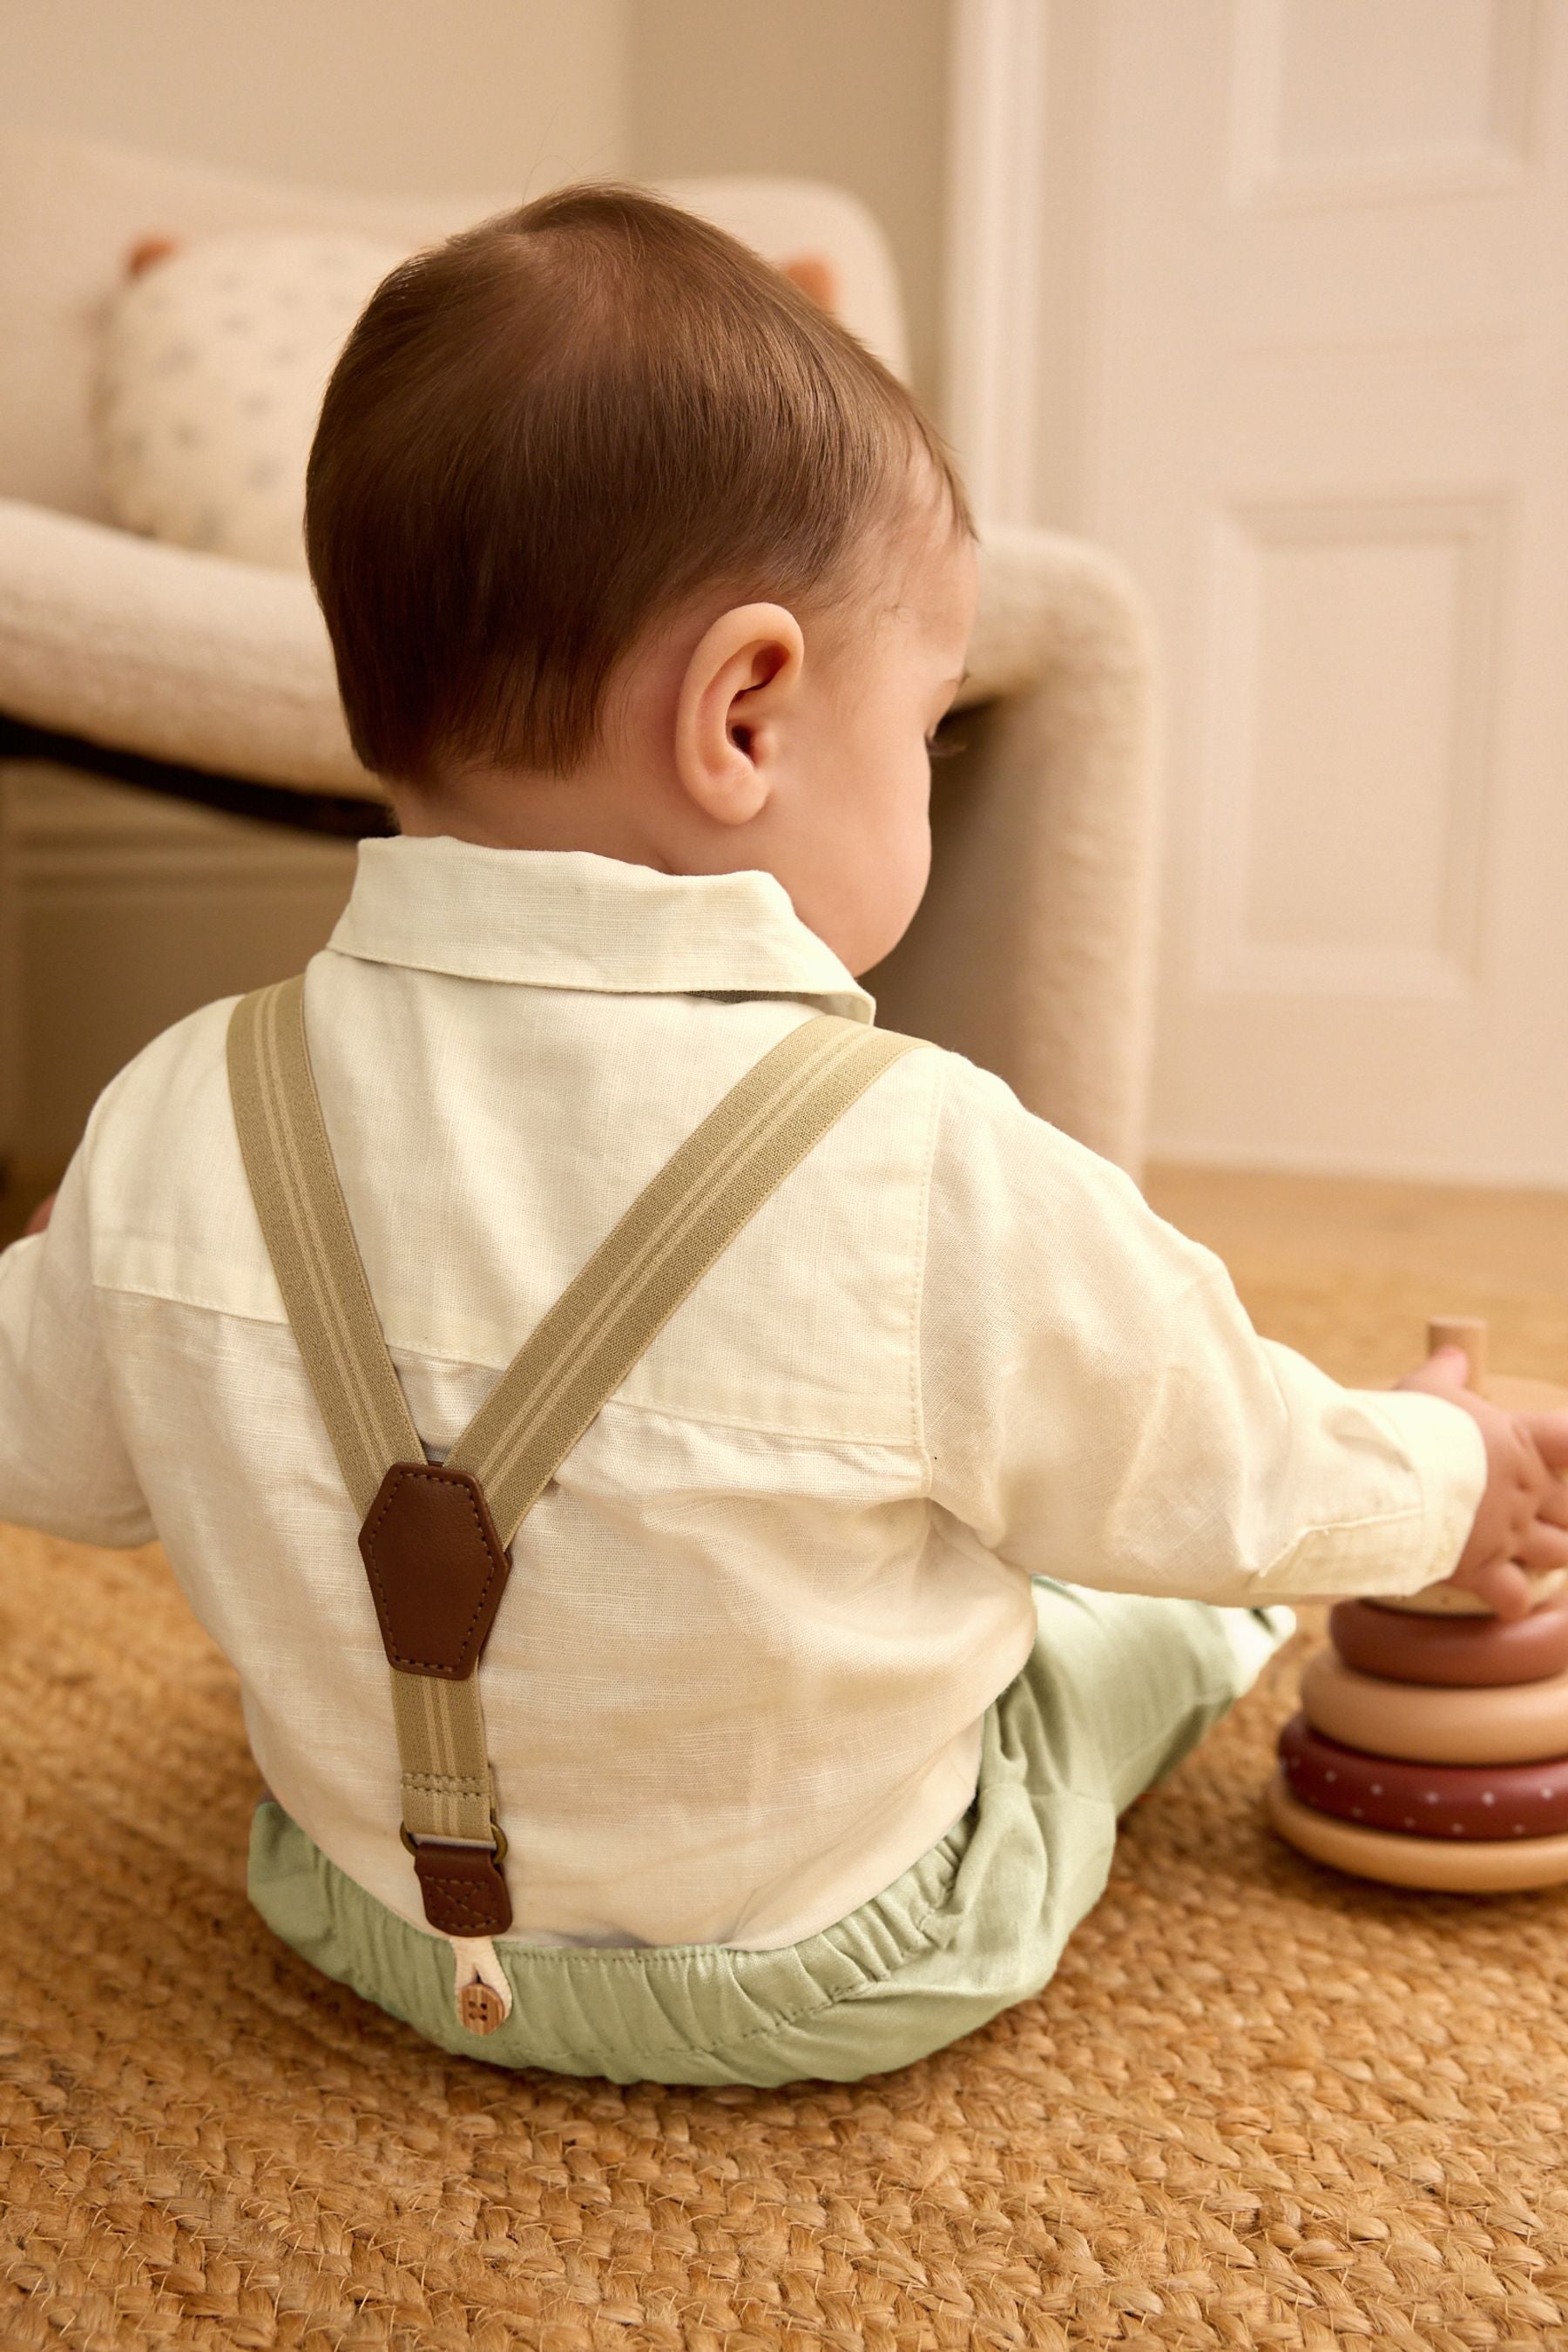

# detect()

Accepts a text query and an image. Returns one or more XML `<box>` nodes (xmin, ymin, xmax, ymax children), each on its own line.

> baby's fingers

<box><xmin>1516</xmin><ymin>1521</ymin><xmax>1568</xmax><ymax>1575</ymax></box>
<box><xmin>1464</xmin><ymin>1555</ymin><xmax>1534</xmax><ymax>1620</ymax></box>
<box><xmin>1525</xmin><ymin>1411</ymin><xmax>1568</xmax><ymax>1474</ymax></box>
<box><xmin>1538</xmin><ymin>1478</ymin><xmax>1568</xmax><ymax>1531</ymax></box>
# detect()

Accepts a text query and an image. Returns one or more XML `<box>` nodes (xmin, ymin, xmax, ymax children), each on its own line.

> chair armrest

<box><xmin>868</xmin><ymin>525</ymin><xmax>1161</xmax><ymax>1173</ymax></box>
<box><xmin>0</xmin><ymin>498</ymin><xmax>381</xmax><ymax>800</ymax></box>
<box><xmin>0</xmin><ymin>501</ymin><xmax>1162</xmax><ymax>1166</ymax></box>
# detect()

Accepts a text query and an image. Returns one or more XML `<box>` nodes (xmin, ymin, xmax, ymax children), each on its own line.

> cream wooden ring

<box><xmin>1301</xmin><ymin>1648</ymin><xmax>1568</xmax><ymax>1764</ymax></box>
<box><xmin>1267</xmin><ymin>1773</ymin><xmax>1568</xmax><ymax>1891</ymax></box>
<box><xmin>1375</xmin><ymin>1566</ymin><xmax>1568</xmax><ymax>1619</ymax></box>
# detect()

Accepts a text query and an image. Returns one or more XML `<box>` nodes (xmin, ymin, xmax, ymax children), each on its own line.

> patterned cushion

<box><xmin>94</xmin><ymin>232</ymin><xmax>408</xmax><ymax>571</ymax></box>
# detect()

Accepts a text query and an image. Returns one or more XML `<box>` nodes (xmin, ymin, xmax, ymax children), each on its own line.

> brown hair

<box><xmin>305</xmin><ymin>183</ymin><xmax>970</xmax><ymax>785</ymax></box>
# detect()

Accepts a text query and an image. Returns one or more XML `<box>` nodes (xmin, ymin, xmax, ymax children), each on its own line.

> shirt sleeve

<box><xmin>917</xmin><ymin>1056</ymin><xmax>1485</xmax><ymax>1606</ymax></box>
<box><xmin>0</xmin><ymin>1108</ymin><xmax>153</xmax><ymax>1549</ymax></box>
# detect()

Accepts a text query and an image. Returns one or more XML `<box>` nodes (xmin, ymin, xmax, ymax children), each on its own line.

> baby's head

<box><xmin>306</xmin><ymin>186</ymin><xmax>975</xmax><ymax>974</ymax></box>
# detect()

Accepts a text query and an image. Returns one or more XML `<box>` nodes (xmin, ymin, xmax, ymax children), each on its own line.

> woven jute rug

<box><xmin>3</xmin><ymin>1173</ymin><xmax>1568</xmax><ymax>2349</ymax></box>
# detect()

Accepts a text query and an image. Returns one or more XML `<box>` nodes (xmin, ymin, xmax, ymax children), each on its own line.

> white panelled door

<box><xmin>1048</xmin><ymin>0</ymin><xmax>1568</xmax><ymax>1183</ymax></box>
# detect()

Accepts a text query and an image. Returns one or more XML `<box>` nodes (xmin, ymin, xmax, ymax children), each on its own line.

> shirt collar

<box><xmin>326</xmin><ymin>836</ymin><xmax>875</xmax><ymax>1022</ymax></box>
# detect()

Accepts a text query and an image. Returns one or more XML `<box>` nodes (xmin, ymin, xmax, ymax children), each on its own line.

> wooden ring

<box><xmin>1278</xmin><ymin>1713</ymin><xmax>1568</xmax><ymax>1837</ymax></box>
<box><xmin>1301</xmin><ymin>1648</ymin><xmax>1568</xmax><ymax>1764</ymax></box>
<box><xmin>1267</xmin><ymin>1773</ymin><xmax>1568</xmax><ymax>1891</ymax></box>
<box><xmin>1373</xmin><ymin>1566</ymin><xmax>1568</xmax><ymax>1618</ymax></box>
<box><xmin>1329</xmin><ymin>1596</ymin><xmax>1568</xmax><ymax>1687</ymax></box>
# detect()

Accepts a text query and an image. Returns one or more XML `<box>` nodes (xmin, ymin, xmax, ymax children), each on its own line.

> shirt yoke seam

<box><xmin>90</xmin><ymin>1281</ymin><xmax>928</xmax><ymax>1456</ymax></box>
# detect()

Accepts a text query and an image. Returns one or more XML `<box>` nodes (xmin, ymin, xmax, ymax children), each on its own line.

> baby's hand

<box><xmin>23</xmin><ymin>1191</ymin><xmax>56</xmax><ymax>1238</ymax></box>
<box><xmin>1397</xmin><ymin>1344</ymin><xmax>1568</xmax><ymax>1620</ymax></box>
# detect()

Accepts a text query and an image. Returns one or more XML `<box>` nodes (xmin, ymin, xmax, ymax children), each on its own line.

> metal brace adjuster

<box><xmin>400</xmin><ymin>1815</ymin><xmax>509</xmax><ymax>1862</ymax></box>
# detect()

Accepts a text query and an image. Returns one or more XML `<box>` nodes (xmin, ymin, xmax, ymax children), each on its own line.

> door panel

<box><xmin>1064</xmin><ymin>0</ymin><xmax>1567</xmax><ymax>1181</ymax></box>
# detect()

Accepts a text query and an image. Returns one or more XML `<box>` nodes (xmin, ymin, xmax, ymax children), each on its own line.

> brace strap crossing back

<box><xmin>227</xmin><ymin>974</ymin><xmax>923</xmax><ymax>1939</ymax></box>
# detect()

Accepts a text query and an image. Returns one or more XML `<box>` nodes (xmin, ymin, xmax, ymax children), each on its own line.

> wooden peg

<box><xmin>1427</xmin><ymin>1316</ymin><xmax>1489</xmax><ymax>1395</ymax></box>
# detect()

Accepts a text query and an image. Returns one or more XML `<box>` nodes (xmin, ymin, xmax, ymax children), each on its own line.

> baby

<box><xmin>5</xmin><ymin>186</ymin><xmax>1566</xmax><ymax>2085</ymax></box>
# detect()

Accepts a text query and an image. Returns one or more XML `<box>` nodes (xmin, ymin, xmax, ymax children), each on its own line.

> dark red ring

<box><xmin>1330</xmin><ymin>1595</ymin><xmax>1568</xmax><ymax>1688</ymax></box>
<box><xmin>1278</xmin><ymin>1713</ymin><xmax>1568</xmax><ymax>1840</ymax></box>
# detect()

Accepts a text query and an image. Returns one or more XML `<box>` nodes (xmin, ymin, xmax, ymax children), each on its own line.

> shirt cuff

<box><xmin>1355</xmin><ymin>1388</ymin><xmax>1488</xmax><ymax>1596</ymax></box>
<box><xmin>1251</xmin><ymin>1387</ymin><xmax>1487</xmax><ymax>1603</ymax></box>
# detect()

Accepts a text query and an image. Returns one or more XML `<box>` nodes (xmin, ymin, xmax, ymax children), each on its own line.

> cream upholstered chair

<box><xmin>0</xmin><ymin>131</ymin><xmax>1159</xmax><ymax>1176</ymax></box>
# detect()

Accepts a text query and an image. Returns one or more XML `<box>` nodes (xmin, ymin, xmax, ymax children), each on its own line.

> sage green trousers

<box><xmin>250</xmin><ymin>1581</ymin><xmax>1292</xmax><ymax>2085</ymax></box>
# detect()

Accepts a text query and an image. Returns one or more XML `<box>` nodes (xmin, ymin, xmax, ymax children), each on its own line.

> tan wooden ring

<box><xmin>1267</xmin><ymin>1773</ymin><xmax>1568</xmax><ymax>1891</ymax></box>
<box><xmin>1329</xmin><ymin>1596</ymin><xmax>1568</xmax><ymax>1687</ymax></box>
<box><xmin>1301</xmin><ymin>1648</ymin><xmax>1568</xmax><ymax>1764</ymax></box>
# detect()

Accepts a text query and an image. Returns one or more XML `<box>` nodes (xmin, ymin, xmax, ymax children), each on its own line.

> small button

<box><xmin>457</xmin><ymin>1981</ymin><xmax>506</xmax><ymax>2036</ymax></box>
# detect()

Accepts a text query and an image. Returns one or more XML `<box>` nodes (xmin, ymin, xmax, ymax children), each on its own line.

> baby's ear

<box><xmin>780</xmin><ymin>253</ymin><xmax>841</xmax><ymax>317</ymax></box>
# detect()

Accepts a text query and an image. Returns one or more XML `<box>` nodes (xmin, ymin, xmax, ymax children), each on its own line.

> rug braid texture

<box><xmin>3</xmin><ymin>1204</ymin><xmax>1568</xmax><ymax>2349</ymax></box>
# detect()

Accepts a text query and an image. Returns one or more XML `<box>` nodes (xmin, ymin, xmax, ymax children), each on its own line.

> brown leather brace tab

<box><xmin>411</xmin><ymin>1837</ymin><xmax>514</xmax><ymax>1936</ymax></box>
<box><xmin>358</xmin><ymin>1461</ymin><xmax>511</xmax><ymax>1679</ymax></box>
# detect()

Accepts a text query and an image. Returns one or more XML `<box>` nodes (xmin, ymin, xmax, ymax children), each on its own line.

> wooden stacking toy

<box><xmin>1267</xmin><ymin>1317</ymin><xmax>1568</xmax><ymax>1892</ymax></box>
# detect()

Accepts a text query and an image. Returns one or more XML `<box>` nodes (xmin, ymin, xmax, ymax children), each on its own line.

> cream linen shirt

<box><xmin>0</xmin><ymin>840</ymin><xmax>1485</xmax><ymax>1950</ymax></box>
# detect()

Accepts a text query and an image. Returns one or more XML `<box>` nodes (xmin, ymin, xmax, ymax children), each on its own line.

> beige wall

<box><xmin>0</xmin><ymin>0</ymin><xmax>950</xmax><ymax>399</ymax></box>
<box><xmin>626</xmin><ymin>0</ymin><xmax>951</xmax><ymax>407</ymax></box>
<box><xmin>0</xmin><ymin>0</ymin><xmax>631</xmax><ymax>193</ymax></box>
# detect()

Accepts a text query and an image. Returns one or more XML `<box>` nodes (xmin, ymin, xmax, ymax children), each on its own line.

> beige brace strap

<box><xmin>443</xmin><ymin>1009</ymin><xmax>918</xmax><ymax>1543</ymax></box>
<box><xmin>228</xmin><ymin>974</ymin><xmax>923</xmax><ymax>1919</ymax></box>
<box><xmin>228</xmin><ymin>978</ymin><xmax>422</xmax><ymax>1518</ymax></box>
<box><xmin>229</xmin><ymin>980</ymin><xmax>500</xmax><ymax>1861</ymax></box>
